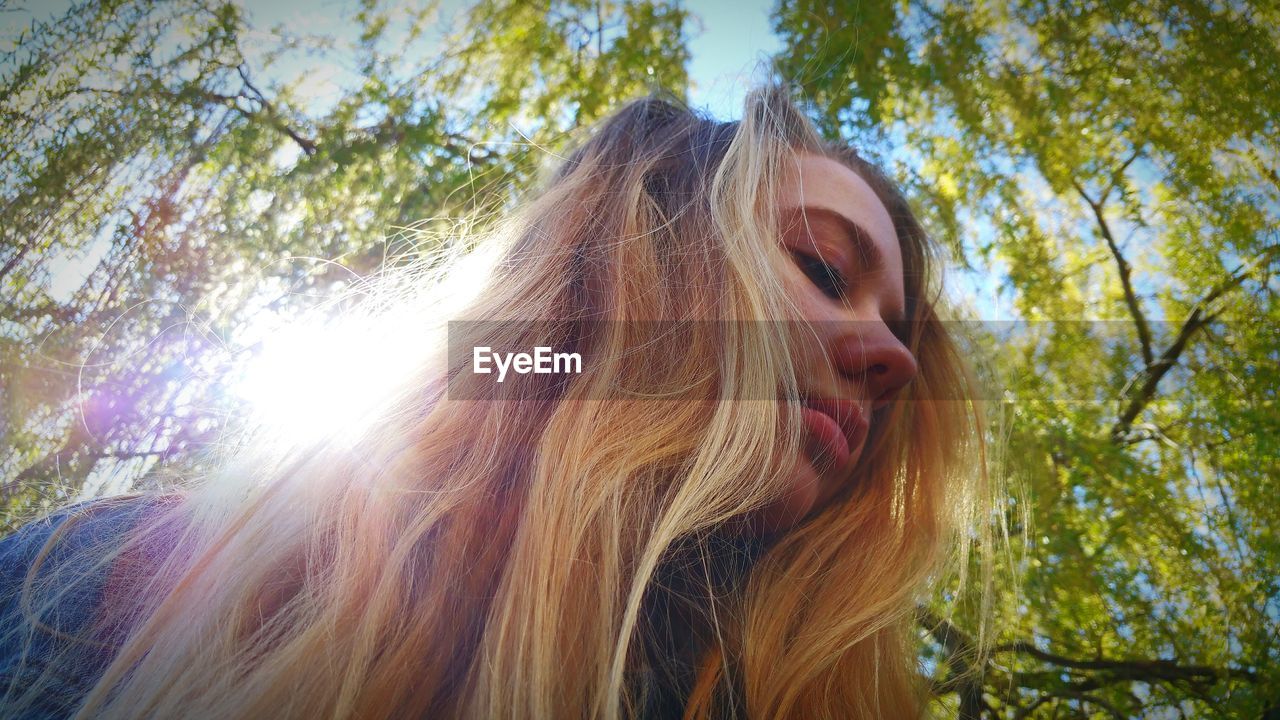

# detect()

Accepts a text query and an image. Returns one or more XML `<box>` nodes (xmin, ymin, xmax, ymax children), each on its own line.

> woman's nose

<box><xmin>830</xmin><ymin>321</ymin><xmax>918</xmax><ymax>409</ymax></box>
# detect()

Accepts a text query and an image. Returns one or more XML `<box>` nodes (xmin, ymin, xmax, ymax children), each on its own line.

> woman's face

<box><xmin>752</xmin><ymin>153</ymin><xmax>919</xmax><ymax>534</ymax></box>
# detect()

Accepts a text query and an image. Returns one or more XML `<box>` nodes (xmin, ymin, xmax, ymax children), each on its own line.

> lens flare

<box><xmin>230</xmin><ymin>307</ymin><xmax>422</xmax><ymax>447</ymax></box>
<box><xmin>229</xmin><ymin>240</ymin><xmax>502</xmax><ymax>447</ymax></box>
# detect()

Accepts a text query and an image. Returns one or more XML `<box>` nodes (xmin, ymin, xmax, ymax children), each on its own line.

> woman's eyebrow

<box><xmin>794</xmin><ymin>205</ymin><xmax>888</xmax><ymax>274</ymax></box>
<box><xmin>788</xmin><ymin>205</ymin><xmax>909</xmax><ymax>325</ymax></box>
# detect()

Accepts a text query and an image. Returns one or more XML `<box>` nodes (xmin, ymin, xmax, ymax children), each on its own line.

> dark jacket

<box><xmin>0</xmin><ymin>499</ymin><xmax>154</xmax><ymax>719</ymax></box>
<box><xmin>0</xmin><ymin>499</ymin><xmax>715</xmax><ymax>719</ymax></box>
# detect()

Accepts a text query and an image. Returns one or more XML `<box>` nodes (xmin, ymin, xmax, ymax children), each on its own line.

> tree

<box><xmin>0</xmin><ymin>0</ymin><xmax>689</xmax><ymax>522</ymax></box>
<box><xmin>774</xmin><ymin>0</ymin><xmax>1279</xmax><ymax>716</ymax></box>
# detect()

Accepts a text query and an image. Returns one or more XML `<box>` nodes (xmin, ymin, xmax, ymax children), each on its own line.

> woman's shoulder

<box><xmin>0</xmin><ymin>495</ymin><xmax>174</xmax><ymax>716</ymax></box>
<box><xmin>1</xmin><ymin>494</ymin><xmax>178</xmax><ymax>621</ymax></box>
<box><xmin>0</xmin><ymin>495</ymin><xmax>166</xmax><ymax>583</ymax></box>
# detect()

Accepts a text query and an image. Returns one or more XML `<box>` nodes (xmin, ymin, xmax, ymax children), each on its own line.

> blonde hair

<box><xmin>3</xmin><ymin>85</ymin><xmax>996</xmax><ymax>719</ymax></box>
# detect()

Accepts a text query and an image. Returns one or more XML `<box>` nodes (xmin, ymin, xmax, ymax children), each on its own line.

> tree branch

<box><xmin>997</xmin><ymin>639</ymin><xmax>1259</xmax><ymax>687</ymax></box>
<box><xmin>1013</xmin><ymin>688</ymin><xmax>1126</xmax><ymax>720</ymax></box>
<box><xmin>917</xmin><ymin>608</ymin><xmax>1261</xmax><ymax>719</ymax></box>
<box><xmin>1073</xmin><ymin>176</ymin><xmax>1154</xmax><ymax>366</ymax></box>
<box><xmin>70</xmin><ymin>79</ymin><xmax>319</xmax><ymax>157</ymax></box>
<box><xmin>1112</xmin><ymin>242</ymin><xmax>1280</xmax><ymax>440</ymax></box>
<box><xmin>235</xmin><ymin>65</ymin><xmax>318</xmax><ymax>156</ymax></box>
<box><xmin>917</xmin><ymin>607</ymin><xmax>986</xmax><ymax>720</ymax></box>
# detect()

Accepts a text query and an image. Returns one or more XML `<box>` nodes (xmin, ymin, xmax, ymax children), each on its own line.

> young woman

<box><xmin>0</xmin><ymin>85</ymin><xmax>996</xmax><ymax>719</ymax></box>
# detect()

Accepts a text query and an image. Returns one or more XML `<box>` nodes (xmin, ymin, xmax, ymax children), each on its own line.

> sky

<box><xmin>3</xmin><ymin>0</ymin><xmax>783</xmax><ymax>115</ymax></box>
<box><xmin>682</xmin><ymin>0</ymin><xmax>783</xmax><ymax>120</ymax></box>
<box><xmin>228</xmin><ymin>0</ymin><xmax>783</xmax><ymax>120</ymax></box>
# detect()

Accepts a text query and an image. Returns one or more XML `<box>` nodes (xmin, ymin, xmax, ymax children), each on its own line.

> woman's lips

<box><xmin>800</xmin><ymin>406</ymin><xmax>850</xmax><ymax>469</ymax></box>
<box><xmin>798</xmin><ymin>398</ymin><xmax>869</xmax><ymax>472</ymax></box>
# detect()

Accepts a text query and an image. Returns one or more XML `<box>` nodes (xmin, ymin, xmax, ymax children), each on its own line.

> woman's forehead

<box><xmin>777</xmin><ymin>153</ymin><xmax>902</xmax><ymax>273</ymax></box>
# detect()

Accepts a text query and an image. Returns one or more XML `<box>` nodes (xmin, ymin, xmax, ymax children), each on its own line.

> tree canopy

<box><xmin>775</xmin><ymin>0</ymin><xmax>1279</xmax><ymax>715</ymax></box>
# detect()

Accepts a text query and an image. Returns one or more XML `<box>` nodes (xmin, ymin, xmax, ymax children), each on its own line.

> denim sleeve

<box><xmin>0</xmin><ymin>500</ymin><xmax>149</xmax><ymax>718</ymax></box>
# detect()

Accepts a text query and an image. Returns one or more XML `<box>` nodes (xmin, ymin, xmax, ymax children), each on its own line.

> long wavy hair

<box><xmin>4</xmin><ymin>85</ymin><xmax>996</xmax><ymax>719</ymax></box>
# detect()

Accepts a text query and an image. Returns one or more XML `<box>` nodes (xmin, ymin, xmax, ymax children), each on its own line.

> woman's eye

<box><xmin>792</xmin><ymin>250</ymin><xmax>846</xmax><ymax>299</ymax></box>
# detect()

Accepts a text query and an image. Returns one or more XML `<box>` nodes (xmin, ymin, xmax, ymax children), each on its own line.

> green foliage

<box><xmin>775</xmin><ymin>0</ymin><xmax>1279</xmax><ymax>716</ymax></box>
<box><xmin>1</xmin><ymin>0</ymin><xmax>690</xmax><ymax>519</ymax></box>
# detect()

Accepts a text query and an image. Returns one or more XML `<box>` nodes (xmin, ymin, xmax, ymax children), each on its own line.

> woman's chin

<box><xmin>745</xmin><ymin>444</ymin><xmax>865</xmax><ymax>537</ymax></box>
<box><xmin>746</xmin><ymin>454</ymin><xmax>824</xmax><ymax>536</ymax></box>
